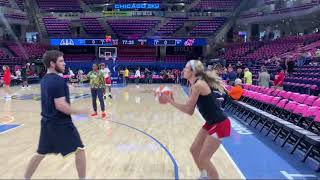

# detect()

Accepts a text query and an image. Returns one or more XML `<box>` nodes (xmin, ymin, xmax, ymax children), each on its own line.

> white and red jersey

<box><xmin>101</xmin><ymin>67</ymin><xmax>111</xmax><ymax>78</ymax></box>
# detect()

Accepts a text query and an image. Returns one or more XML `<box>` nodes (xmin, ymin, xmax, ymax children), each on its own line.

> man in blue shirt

<box><xmin>24</xmin><ymin>50</ymin><xmax>87</xmax><ymax>179</ymax></box>
<box><xmin>227</xmin><ymin>66</ymin><xmax>237</xmax><ymax>85</ymax></box>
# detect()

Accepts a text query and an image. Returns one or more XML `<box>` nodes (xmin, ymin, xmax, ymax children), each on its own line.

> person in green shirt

<box><xmin>86</xmin><ymin>64</ymin><xmax>106</xmax><ymax>119</ymax></box>
<box><xmin>258</xmin><ymin>67</ymin><xmax>270</xmax><ymax>87</ymax></box>
<box><xmin>244</xmin><ymin>68</ymin><xmax>252</xmax><ymax>85</ymax></box>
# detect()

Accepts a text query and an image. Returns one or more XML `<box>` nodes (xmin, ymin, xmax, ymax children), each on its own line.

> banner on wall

<box><xmin>103</xmin><ymin>11</ymin><xmax>133</xmax><ymax>17</ymax></box>
<box><xmin>103</xmin><ymin>11</ymin><xmax>156</xmax><ymax>17</ymax></box>
<box><xmin>114</xmin><ymin>3</ymin><xmax>160</xmax><ymax>10</ymax></box>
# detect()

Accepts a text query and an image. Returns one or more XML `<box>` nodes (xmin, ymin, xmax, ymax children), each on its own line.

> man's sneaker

<box><xmin>91</xmin><ymin>112</ymin><xmax>98</xmax><ymax>117</ymax></box>
<box><xmin>102</xmin><ymin>112</ymin><xmax>107</xmax><ymax>119</ymax></box>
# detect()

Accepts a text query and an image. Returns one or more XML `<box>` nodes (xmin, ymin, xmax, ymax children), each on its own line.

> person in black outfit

<box><xmin>21</xmin><ymin>64</ymin><xmax>28</xmax><ymax>89</ymax></box>
<box><xmin>287</xmin><ymin>57</ymin><xmax>295</xmax><ymax>75</ymax></box>
<box><xmin>236</xmin><ymin>67</ymin><xmax>244</xmax><ymax>79</ymax></box>
<box><xmin>24</xmin><ymin>50</ymin><xmax>87</xmax><ymax>179</ymax></box>
<box><xmin>160</xmin><ymin>60</ymin><xmax>231</xmax><ymax>179</ymax></box>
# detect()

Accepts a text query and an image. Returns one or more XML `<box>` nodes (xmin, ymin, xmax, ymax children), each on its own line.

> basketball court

<box><xmin>0</xmin><ymin>84</ymin><xmax>243</xmax><ymax>179</ymax></box>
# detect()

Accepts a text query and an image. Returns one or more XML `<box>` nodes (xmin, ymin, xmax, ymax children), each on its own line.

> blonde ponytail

<box><xmin>189</xmin><ymin>60</ymin><xmax>226</xmax><ymax>94</ymax></box>
<box><xmin>201</xmin><ymin>71</ymin><xmax>226</xmax><ymax>94</ymax></box>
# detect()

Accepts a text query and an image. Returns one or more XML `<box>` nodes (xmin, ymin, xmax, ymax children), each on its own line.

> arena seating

<box><xmin>43</xmin><ymin>17</ymin><xmax>71</xmax><ymax>35</ymax></box>
<box><xmin>118</xmin><ymin>46</ymin><xmax>156</xmax><ymax>57</ymax></box>
<box><xmin>244</xmin><ymin>38</ymin><xmax>303</xmax><ymax>61</ymax></box>
<box><xmin>116</xmin><ymin>46</ymin><xmax>157</xmax><ymax>63</ymax></box>
<box><xmin>117</xmin><ymin>56</ymin><xmax>157</xmax><ymax>63</ymax></box>
<box><xmin>222</xmin><ymin>41</ymin><xmax>262</xmax><ymax>61</ymax></box>
<box><xmin>240</xmin><ymin>11</ymin><xmax>261</xmax><ymax>19</ymax></box>
<box><xmin>107</xmin><ymin>19</ymin><xmax>161</xmax><ymax>39</ymax></box>
<box><xmin>36</xmin><ymin>0</ymin><xmax>82</xmax><ymax>12</ymax></box>
<box><xmin>0</xmin><ymin>0</ymin><xmax>11</xmax><ymax>7</ymax></box>
<box><xmin>4</xmin><ymin>13</ymin><xmax>27</xmax><ymax>21</ymax></box>
<box><xmin>80</xmin><ymin>17</ymin><xmax>105</xmax><ymax>35</ymax></box>
<box><xmin>115</xmin><ymin>0</ymin><xmax>161</xmax><ymax>3</ymax></box>
<box><xmin>225</xmin><ymin>85</ymin><xmax>320</xmax><ymax>164</ymax></box>
<box><xmin>165</xmin><ymin>0</ymin><xmax>194</xmax><ymax>4</ymax></box>
<box><xmin>164</xmin><ymin>55</ymin><xmax>187</xmax><ymax>63</ymax></box>
<box><xmin>280</xmin><ymin>36</ymin><xmax>320</xmax><ymax>60</ymax></box>
<box><xmin>15</xmin><ymin>0</ymin><xmax>24</xmax><ymax>10</ymax></box>
<box><xmin>241</xmin><ymin>0</ymin><xmax>320</xmax><ymax>18</ymax></box>
<box><xmin>64</xmin><ymin>54</ymin><xmax>96</xmax><ymax>62</ymax></box>
<box><xmin>189</xmin><ymin>17</ymin><xmax>227</xmax><ymax>36</ymax></box>
<box><xmin>6</xmin><ymin>43</ymin><xmax>48</xmax><ymax>60</ymax></box>
<box><xmin>0</xmin><ymin>48</ymin><xmax>9</xmax><ymax>59</ymax></box>
<box><xmin>82</xmin><ymin>0</ymin><xmax>108</xmax><ymax>5</ymax></box>
<box><xmin>270</xmin><ymin>1</ymin><xmax>319</xmax><ymax>15</ymax></box>
<box><xmin>191</xmin><ymin>0</ymin><xmax>240</xmax><ymax>11</ymax></box>
<box><xmin>155</xmin><ymin>17</ymin><xmax>187</xmax><ymax>36</ymax></box>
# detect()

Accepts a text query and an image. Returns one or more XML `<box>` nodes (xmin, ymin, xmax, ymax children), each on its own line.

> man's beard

<box><xmin>55</xmin><ymin>66</ymin><xmax>64</xmax><ymax>73</ymax></box>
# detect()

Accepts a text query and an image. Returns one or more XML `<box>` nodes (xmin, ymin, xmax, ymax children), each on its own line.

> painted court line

<box><xmin>180</xmin><ymin>85</ymin><xmax>246</xmax><ymax>179</ymax></box>
<box><xmin>0</xmin><ymin>115</ymin><xmax>15</xmax><ymax>125</ymax></box>
<box><xmin>107</xmin><ymin>119</ymin><xmax>179</xmax><ymax>180</ymax></box>
<box><xmin>0</xmin><ymin>124</ymin><xmax>24</xmax><ymax>135</ymax></box>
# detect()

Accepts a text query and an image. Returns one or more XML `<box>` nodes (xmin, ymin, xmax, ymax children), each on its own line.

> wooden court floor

<box><xmin>0</xmin><ymin>84</ymin><xmax>243</xmax><ymax>179</ymax></box>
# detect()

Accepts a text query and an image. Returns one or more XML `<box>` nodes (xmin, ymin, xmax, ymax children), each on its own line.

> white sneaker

<box><xmin>4</xmin><ymin>95</ymin><xmax>12</xmax><ymax>101</ymax></box>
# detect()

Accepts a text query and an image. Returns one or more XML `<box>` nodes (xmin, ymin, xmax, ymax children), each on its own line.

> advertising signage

<box><xmin>114</xmin><ymin>3</ymin><xmax>160</xmax><ymax>10</ymax></box>
<box><xmin>50</xmin><ymin>38</ymin><xmax>207</xmax><ymax>46</ymax></box>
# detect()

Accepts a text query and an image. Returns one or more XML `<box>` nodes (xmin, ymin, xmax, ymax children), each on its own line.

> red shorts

<box><xmin>105</xmin><ymin>77</ymin><xmax>111</xmax><ymax>85</ymax></box>
<box><xmin>4</xmin><ymin>80</ymin><xmax>10</xmax><ymax>86</ymax></box>
<box><xmin>202</xmin><ymin>119</ymin><xmax>231</xmax><ymax>139</ymax></box>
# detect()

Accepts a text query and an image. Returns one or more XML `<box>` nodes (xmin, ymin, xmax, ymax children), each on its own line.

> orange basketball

<box><xmin>155</xmin><ymin>85</ymin><xmax>172</xmax><ymax>104</ymax></box>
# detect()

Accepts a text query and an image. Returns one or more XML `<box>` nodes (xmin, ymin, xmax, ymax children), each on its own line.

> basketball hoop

<box><xmin>104</xmin><ymin>52</ymin><xmax>112</xmax><ymax>61</ymax></box>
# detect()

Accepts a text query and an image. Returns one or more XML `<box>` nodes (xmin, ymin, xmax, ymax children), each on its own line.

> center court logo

<box><xmin>231</xmin><ymin>119</ymin><xmax>253</xmax><ymax>135</ymax></box>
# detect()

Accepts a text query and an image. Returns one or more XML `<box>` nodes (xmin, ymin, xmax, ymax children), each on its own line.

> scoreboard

<box><xmin>50</xmin><ymin>39</ymin><xmax>115</xmax><ymax>46</ymax></box>
<box><xmin>50</xmin><ymin>38</ymin><xmax>207</xmax><ymax>46</ymax></box>
<box><xmin>149</xmin><ymin>38</ymin><xmax>207</xmax><ymax>46</ymax></box>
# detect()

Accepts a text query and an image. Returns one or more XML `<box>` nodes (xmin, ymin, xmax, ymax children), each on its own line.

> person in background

<box><xmin>221</xmin><ymin>67</ymin><xmax>228</xmax><ymax>81</ymax></box>
<box><xmin>258</xmin><ymin>67</ymin><xmax>270</xmax><ymax>87</ymax></box>
<box><xmin>286</xmin><ymin>56</ymin><xmax>295</xmax><ymax>75</ymax></box>
<box><xmin>124</xmin><ymin>67</ymin><xmax>129</xmax><ymax>85</ymax></box>
<box><xmin>21</xmin><ymin>64</ymin><xmax>29</xmax><ymax>89</ymax></box>
<box><xmin>144</xmin><ymin>68</ymin><xmax>152</xmax><ymax>84</ymax></box>
<box><xmin>236</xmin><ymin>61</ymin><xmax>243</xmax><ymax>69</ymax></box>
<box><xmin>228</xmin><ymin>78</ymin><xmax>243</xmax><ymax>101</ymax></box>
<box><xmin>2</xmin><ymin>65</ymin><xmax>12</xmax><ymax>99</ymax></box>
<box><xmin>297</xmin><ymin>50</ymin><xmax>305</xmax><ymax>67</ymax></box>
<box><xmin>243</xmin><ymin>68</ymin><xmax>252</xmax><ymax>85</ymax></box>
<box><xmin>86</xmin><ymin>64</ymin><xmax>106</xmax><ymax>119</ymax></box>
<box><xmin>68</xmin><ymin>68</ymin><xmax>75</xmax><ymax>78</ymax></box>
<box><xmin>135</xmin><ymin>67</ymin><xmax>141</xmax><ymax>85</ymax></box>
<box><xmin>274</xmin><ymin>68</ymin><xmax>285</xmax><ymax>90</ymax></box>
<box><xmin>316</xmin><ymin>48</ymin><xmax>320</xmax><ymax>64</ymax></box>
<box><xmin>236</xmin><ymin>67</ymin><xmax>244</xmax><ymax>80</ymax></box>
<box><xmin>227</xmin><ymin>66</ymin><xmax>237</xmax><ymax>85</ymax></box>
<box><xmin>15</xmin><ymin>68</ymin><xmax>21</xmax><ymax>79</ymax></box>
<box><xmin>100</xmin><ymin>63</ymin><xmax>112</xmax><ymax>99</ymax></box>
<box><xmin>305</xmin><ymin>51</ymin><xmax>312</xmax><ymax>65</ymax></box>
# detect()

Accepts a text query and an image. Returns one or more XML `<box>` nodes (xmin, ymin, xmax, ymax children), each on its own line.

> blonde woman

<box><xmin>161</xmin><ymin>60</ymin><xmax>231</xmax><ymax>179</ymax></box>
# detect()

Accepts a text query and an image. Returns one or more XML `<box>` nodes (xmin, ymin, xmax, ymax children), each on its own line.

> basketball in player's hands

<box><xmin>155</xmin><ymin>85</ymin><xmax>173</xmax><ymax>104</ymax></box>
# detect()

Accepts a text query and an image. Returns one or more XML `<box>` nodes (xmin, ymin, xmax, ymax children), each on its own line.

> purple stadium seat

<box><xmin>36</xmin><ymin>0</ymin><xmax>82</xmax><ymax>12</ymax></box>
